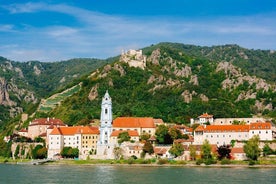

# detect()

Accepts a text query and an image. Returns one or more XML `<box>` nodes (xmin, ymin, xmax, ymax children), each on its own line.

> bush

<box><xmin>127</xmin><ymin>158</ymin><xmax>135</xmax><ymax>165</ymax></box>
<box><xmin>157</xmin><ymin>158</ymin><xmax>169</xmax><ymax>165</ymax></box>
<box><xmin>204</xmin><ymin>158</ymin><xmax>217</xmax><ymax>165</ymax></box>
<box><xmin>196</xmin><ymin>159</ymin><xmax>203</xmax><ymax>165</ymax></box>
<box><xmin>221</xmin><ymin>158</ymin><xmax>231</xmax><ymax>165</ymax></box>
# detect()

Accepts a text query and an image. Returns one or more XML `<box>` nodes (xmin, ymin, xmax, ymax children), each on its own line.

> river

<box><xmin>0</xmin><ymin>164</ymin><xmax>275</xmax><ymax>184</ymax></box>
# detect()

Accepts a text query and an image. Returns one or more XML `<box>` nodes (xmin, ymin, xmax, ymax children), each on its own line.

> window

<box><xmin>105</xmin><ymin>109</ymin><xmax>108</xmax><ymax>114</ymax></box>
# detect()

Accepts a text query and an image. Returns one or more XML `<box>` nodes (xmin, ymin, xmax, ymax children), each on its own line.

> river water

<box><xmin>0</xmin><ymin>164</ymin><xmax>275</xmax><ymax>184</ymax></box>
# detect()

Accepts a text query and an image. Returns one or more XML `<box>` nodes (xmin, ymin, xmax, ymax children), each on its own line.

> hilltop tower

<box><xmin>97</xmin><ymin>91</ymin><xmax>114</xmax><ymax>158</ymax></box>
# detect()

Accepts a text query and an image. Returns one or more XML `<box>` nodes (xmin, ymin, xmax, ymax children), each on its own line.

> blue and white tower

<box><xmin>97</xmin><ymin>90</ymin><xmax>114</xmax><ymax>157</ymax></box>
<box><xmin>99</xmin><ymin>90</ymin><xmax>112</xmax><ymax>145</ymax></box>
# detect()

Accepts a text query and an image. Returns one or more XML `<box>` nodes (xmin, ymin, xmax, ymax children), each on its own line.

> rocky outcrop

<box><xmin>148</xmin><ymin>49</ymin><xmax>160</xmax><ymax>65</ymax></box>
<box><xmin>189</xmin><ymin>75</ymin><xmax>199</xmax><ymax>85</ymax></box>
<box><xmin>199</xmin><ymin>94</ymin><xmax>209</xmax><ymax>102</ymax></box>
<box><xmin>88</xmin><ymin>84</ymin><xmax>99</xmax><ymax>101</ymax></box>
<box><xmin>114</xmin><ymin>63</ymin><xmax>125</xmax><ymax>76</ymax></box>
<box><xmin>181</xmin><ymin>90</ymin><xmax>197</xmax><ymax>103</ymax></box>
<box><xmin>0</xmin><ymin>77</ymin><xmax>15</xmax><ymax>106</ymax></box>
<box><xmin>174</xmin><ymin>65</ymin><xmax>192</xmax><ymax>78</ymax></box>
<box><xmin>236</xmin><ymin>90</ymin><xmax>256</xmax><ymax>101</ymax></box>
<box><xmin>217</xmin><ymin>62</ymin><xmax>273</xmax><ymax>92</ymax></box>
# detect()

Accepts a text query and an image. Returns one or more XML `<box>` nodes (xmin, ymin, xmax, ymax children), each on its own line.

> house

<box><xmin>213</xmin><ymin>117</ymin><xmax>267</xmax><ymax>125</ymax></box>
<box><xmin>47</xmin><ymin>126</ymin><xmax>99</xmax><ymax>159</ymax></box>
<box><xmin>110</xmin><ymin>130</ymin><xmax>139</xmax><ymax>144</ymax></box>
<box><xmin>231</xmin><ymin>147</ymin><xmax>247</xmax><ymax>160</ymax></box>
<box><xmin>28</xmin><ymin>117</ymin><xmax>66</xmax><ymax>140</ymax></box>
<box><xmin>112</xmin><ymin>117</ymin><xmax>156</xmax><ymax>136</ymax></box>
<box><xmin>190</xmin><ymin>113</ymin><xmax>214</xmax><ymax>125</ymax></box>
<box><xmin>174</xmin><ymin>125</ymin><xmax>193</xmax><ymax>135</ymax></box>
<box><xmin>120</xmin><ymin>142</ymin><xmax>144</xmax><ymax>159</ymax></box>
<box><xmin>154</xmin><ymin>146</ymin><xmax>172</xmax><ymax>159</ymax></box>
<box><xmin>194</xmin><ymin>122</ymin><xmax>273</xmax><ymax>146</ymax></box>
<box><xmin>249</xmin><ymin>122</ymin><xmax>272</xmax><ymax>140</ymax></box>
<box><xmin>18</xmin><ymin>128</ymin><xmax>28</xmax><ymax>137</ymax></box>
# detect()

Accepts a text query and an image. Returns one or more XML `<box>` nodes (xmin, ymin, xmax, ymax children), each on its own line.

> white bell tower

<box><xmin>97</xmin><ymin>90</ymin><xmax>114</xmax><ymax>158</ymax></box>
<box><xmin>99</xmin><ymin>90</ymin><xmax>112</xmax><ymax>145</ymax></box>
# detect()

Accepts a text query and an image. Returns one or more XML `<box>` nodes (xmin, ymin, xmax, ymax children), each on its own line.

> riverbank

<box><xmin>3</xmin><ymin>157</ymin><xmax>276</xmax><ymax>168</ymax></box>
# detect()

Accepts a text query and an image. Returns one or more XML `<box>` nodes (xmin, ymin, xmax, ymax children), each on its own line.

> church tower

<box><xmin>97</xmin><ymin>90</ymin><xmax>114</xmax><ymax>158</ymax></box>
<box><xmin>99</xmin><ymin>90</ymin><xmax>112</xmax><ymax>145</ymax></box>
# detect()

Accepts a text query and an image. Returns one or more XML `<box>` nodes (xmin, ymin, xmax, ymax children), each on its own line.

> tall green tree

<box><xmin>155</xmin><ymin>125</ymin><xmax>172</xmax><ymax>144</ymax></box>
<box><xmin>262</xmin><ymin>143</ymin><xmax>273</xmax><ymax>157</ymax></box>
<box><xmin>169</xmin><ymin>142</ymin><xmax>184</xmax><ymax>158</ymax></box>
<box><xmin>243</xmin><ymin>135</ymin><xmax>261</xmax><ymax>161</ymax></box>
<box><xmin>189</xmin><ymin>145</ymin><xmax>196</xmax><ymax>161</ymax></box>
<box><xmin>201</xmin><ymin>139</ymin><xmax>212</xmax><ymax>160</ymax></box>
<box><xmin>143</xmin><ymin>141</ymin><xmax>154</xmax><ymax>155</ymax></box>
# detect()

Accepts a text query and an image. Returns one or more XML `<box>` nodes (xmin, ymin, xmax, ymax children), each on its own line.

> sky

<box><xmin>0</xmin><ymin>0</ymin><xmax>275</xmax><ymax>62</ymax></box>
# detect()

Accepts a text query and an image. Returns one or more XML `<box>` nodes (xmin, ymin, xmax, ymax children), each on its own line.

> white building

<box><xmin>96</xmin><ymin>91</ymin><xmax>115</xmax><ymax>158</ymax></box>
<box><xmin>47</xmin><ymin>126</ymin><xmax>99</xmax><ymax>159</ymax></box>
<box><xmin>194</xmin><ymin>122</ymin><xmax>272</xmax><ymax>146</ymax></box>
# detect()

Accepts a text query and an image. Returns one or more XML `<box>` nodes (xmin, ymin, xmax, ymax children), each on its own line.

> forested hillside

<box><xmin>1</xmin><ymin>43</ymin><xmax>275</xmax><ymax>135</ymax></box>
<box><xmin>48</xmin><ymin>44</ymin><xmax>276</xmax><ymax>126</ymax></box>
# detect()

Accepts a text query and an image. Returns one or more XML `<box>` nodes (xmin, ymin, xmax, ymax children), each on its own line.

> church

<box><xmin>96</xmin><ymin>91</ymin><xmax>160</xmax><ymax>159</ymax></box>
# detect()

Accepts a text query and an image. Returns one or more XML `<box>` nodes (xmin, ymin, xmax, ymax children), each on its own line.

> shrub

<box><xmin>157</xmin><ymin>158</ymin><xmax>169</xmax><ymax>165</ymax></box>
<box><xmin>221</xmin><ymin>158</ymin><xmax>231</xmax><ymax>165</ymax></box>
<box><xmin>204</xmin><ymin>158</ymin><xmax>217</xmax><ymax>165</ymax></box>
<box><xmin>127</xmin><ymin>158</ymin><xmax>135</xmax><ymax>165</ymax></box>
<box><xmin>196</xmin><ymin>159</ymin><xmax>203</xmax><ymax>165</ymax></box>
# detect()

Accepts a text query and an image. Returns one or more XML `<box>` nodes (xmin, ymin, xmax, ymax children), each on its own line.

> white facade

<box><xmin>48</xmin><ymin>134</ymin><xmax>63</xmax><ymax>158</ymax></box>
<box><xmin>194</xmin><ymin>122</ymin><xmax>273</xmax><ymax>146</ymax></box>
<box><xmin>97</xmin><ymin>91</ymin><xmax>115</xmax><ymax>158</ymax></box>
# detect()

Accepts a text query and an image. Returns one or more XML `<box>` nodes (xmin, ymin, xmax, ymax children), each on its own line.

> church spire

<box><xmin>99</xmin><ymin>90</ymin><xmax>112</xmax><ymax>145</ymax></box>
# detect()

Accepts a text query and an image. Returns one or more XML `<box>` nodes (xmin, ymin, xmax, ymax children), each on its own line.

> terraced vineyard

<box><xmin>38</xmin><ymin>84</ymin><xmax>81</xmax><ymax>112</ymax></box>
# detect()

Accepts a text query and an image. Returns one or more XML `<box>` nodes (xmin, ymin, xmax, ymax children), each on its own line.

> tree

<box><xmin>243</xmin><ymin>135</ymin><xmax>261</xmax><ymax>161</ymax></box>
<box><xmin>262</xmin><ymin>143</ymin><xmax>273</xmax><ymax>157</ymax></box>
<box><xmin>217</xmin><ymin>145</ymin><xmax>231</xmax><ymax>160</ymax></box>
<box><xmin>113</xmin><ymin>147</ymin><xmax>123</xmax><ymax>160</ymax></box>
<box><xmin>169</xmin><ymin>142</ymin><xmax>184</xmax><ymax>158</ymax></box>
<box><xmin>155</xmin><ymin>124</ymin><xmax>172</xmax><ymax>144</ymax></box>
<box><xmin>14</xmin><ymin>145</ymin><xmax>20</xmax><ymax>159</ymax></box>
<box><xmin>168</xmin><ymin>127</ymin><xmax>183</xmax><ymax>140</ymax></box>
<box><xmin>61</xmin><ymin>147</ymin><xmax>79</xmax><ymax>158</ymax></box>
<box><xmin>189</xmin><ymin>145</ymin><xmax>196</xmax><ymax>161</ymax></box>
<box><xmin>118</xmin><ymin>131</ymin><xmax>130</xmax><ymax>144</ymax></box>
<box><xmin>32</xmin><ymin>144</ymin><xmax>47</xmax><ymax>159</ymax></box>
<box><xmin>142</xmin><ymin>141</ymin><xmax>154</xmax><ymax>155</ymax></box>
<box><xmin>201</xmin><ymin>140</ymin><xmax>212</xmax><ymax>160</ymax></box>
<box><xmin>140</xmin><ymin>133</ymin><xmax>150</xmax><ymax>141</ymax></box>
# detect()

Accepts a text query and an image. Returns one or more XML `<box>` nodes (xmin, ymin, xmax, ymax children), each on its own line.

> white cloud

<box><xmin>1</xmin><ymin>2</ymin><xmax>275</xmax><ymax>61</ymax></box>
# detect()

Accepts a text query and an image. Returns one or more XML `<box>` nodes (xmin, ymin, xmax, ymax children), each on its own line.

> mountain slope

<box><xmin>0</xmin><ymin>57</ymin><xmax>113</xmax><ymax>128</ymax></box>
<box><xmin>49</xmin><ymin>46</ymin><xmax>276</xmax><ymax>126</ymax></box>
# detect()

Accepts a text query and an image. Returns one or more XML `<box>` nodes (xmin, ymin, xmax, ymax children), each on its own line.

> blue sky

<box><xmin>0</xmin><ymin>0</ymin><xmax>275</xmax><ymax>62</ymax></box>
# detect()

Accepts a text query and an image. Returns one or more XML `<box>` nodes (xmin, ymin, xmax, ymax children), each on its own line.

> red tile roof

<box><xmin>154</xmin><ymin>147</ymin><xmax>169</xmax><ymax>155</ymax></box>
<box><xmin>50</xmin><ymin>126</ymin><xmax>99</xmax><ymax>135</ymax></box>
<box><xmin>110</xmin><ymin>130</ymin><xmax>139</xmax><ymax>137</ymax></box>
<box><xmin>195</xmin><ymin>125</ymin><xmax>250</xmax><ymax>132</ymax></box>
<box><xmin>195</xmin><ymin>122</ymin><xmax>271</xmax><ymax>133</ymax></box>
<box><xmin>18</xmin><ymin>128</ymin><xmax>28</xmax><ymax>132</ymax></box>
<box><xmin>113</xmin><ymin>117</ymin><xmax>155</xmax><ymax>128</ymax></box>
<box><xmin>29</xmin><ymin>118</ymin><xmax>66</xmax><ymax>126</ymax></box>
<box><xmin>231</xmin><ymin>147</ymin><xmax>245</xmax><ymax>154</ymax></box>
<box><xmin>198</xmin><ymin>113</ymin><xmax>213</xmax><ymax>118</ymax></box>
<box><xmin>250</xmin><ymin>122</ymin><xmax>271</xmax><ymax>130</ymax></box>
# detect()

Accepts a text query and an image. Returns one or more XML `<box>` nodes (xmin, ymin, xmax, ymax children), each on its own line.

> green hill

<box><xmin>48</xmin><ymin>44</ymin><xmax>276</xmax><ymax>125</ymax></box>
